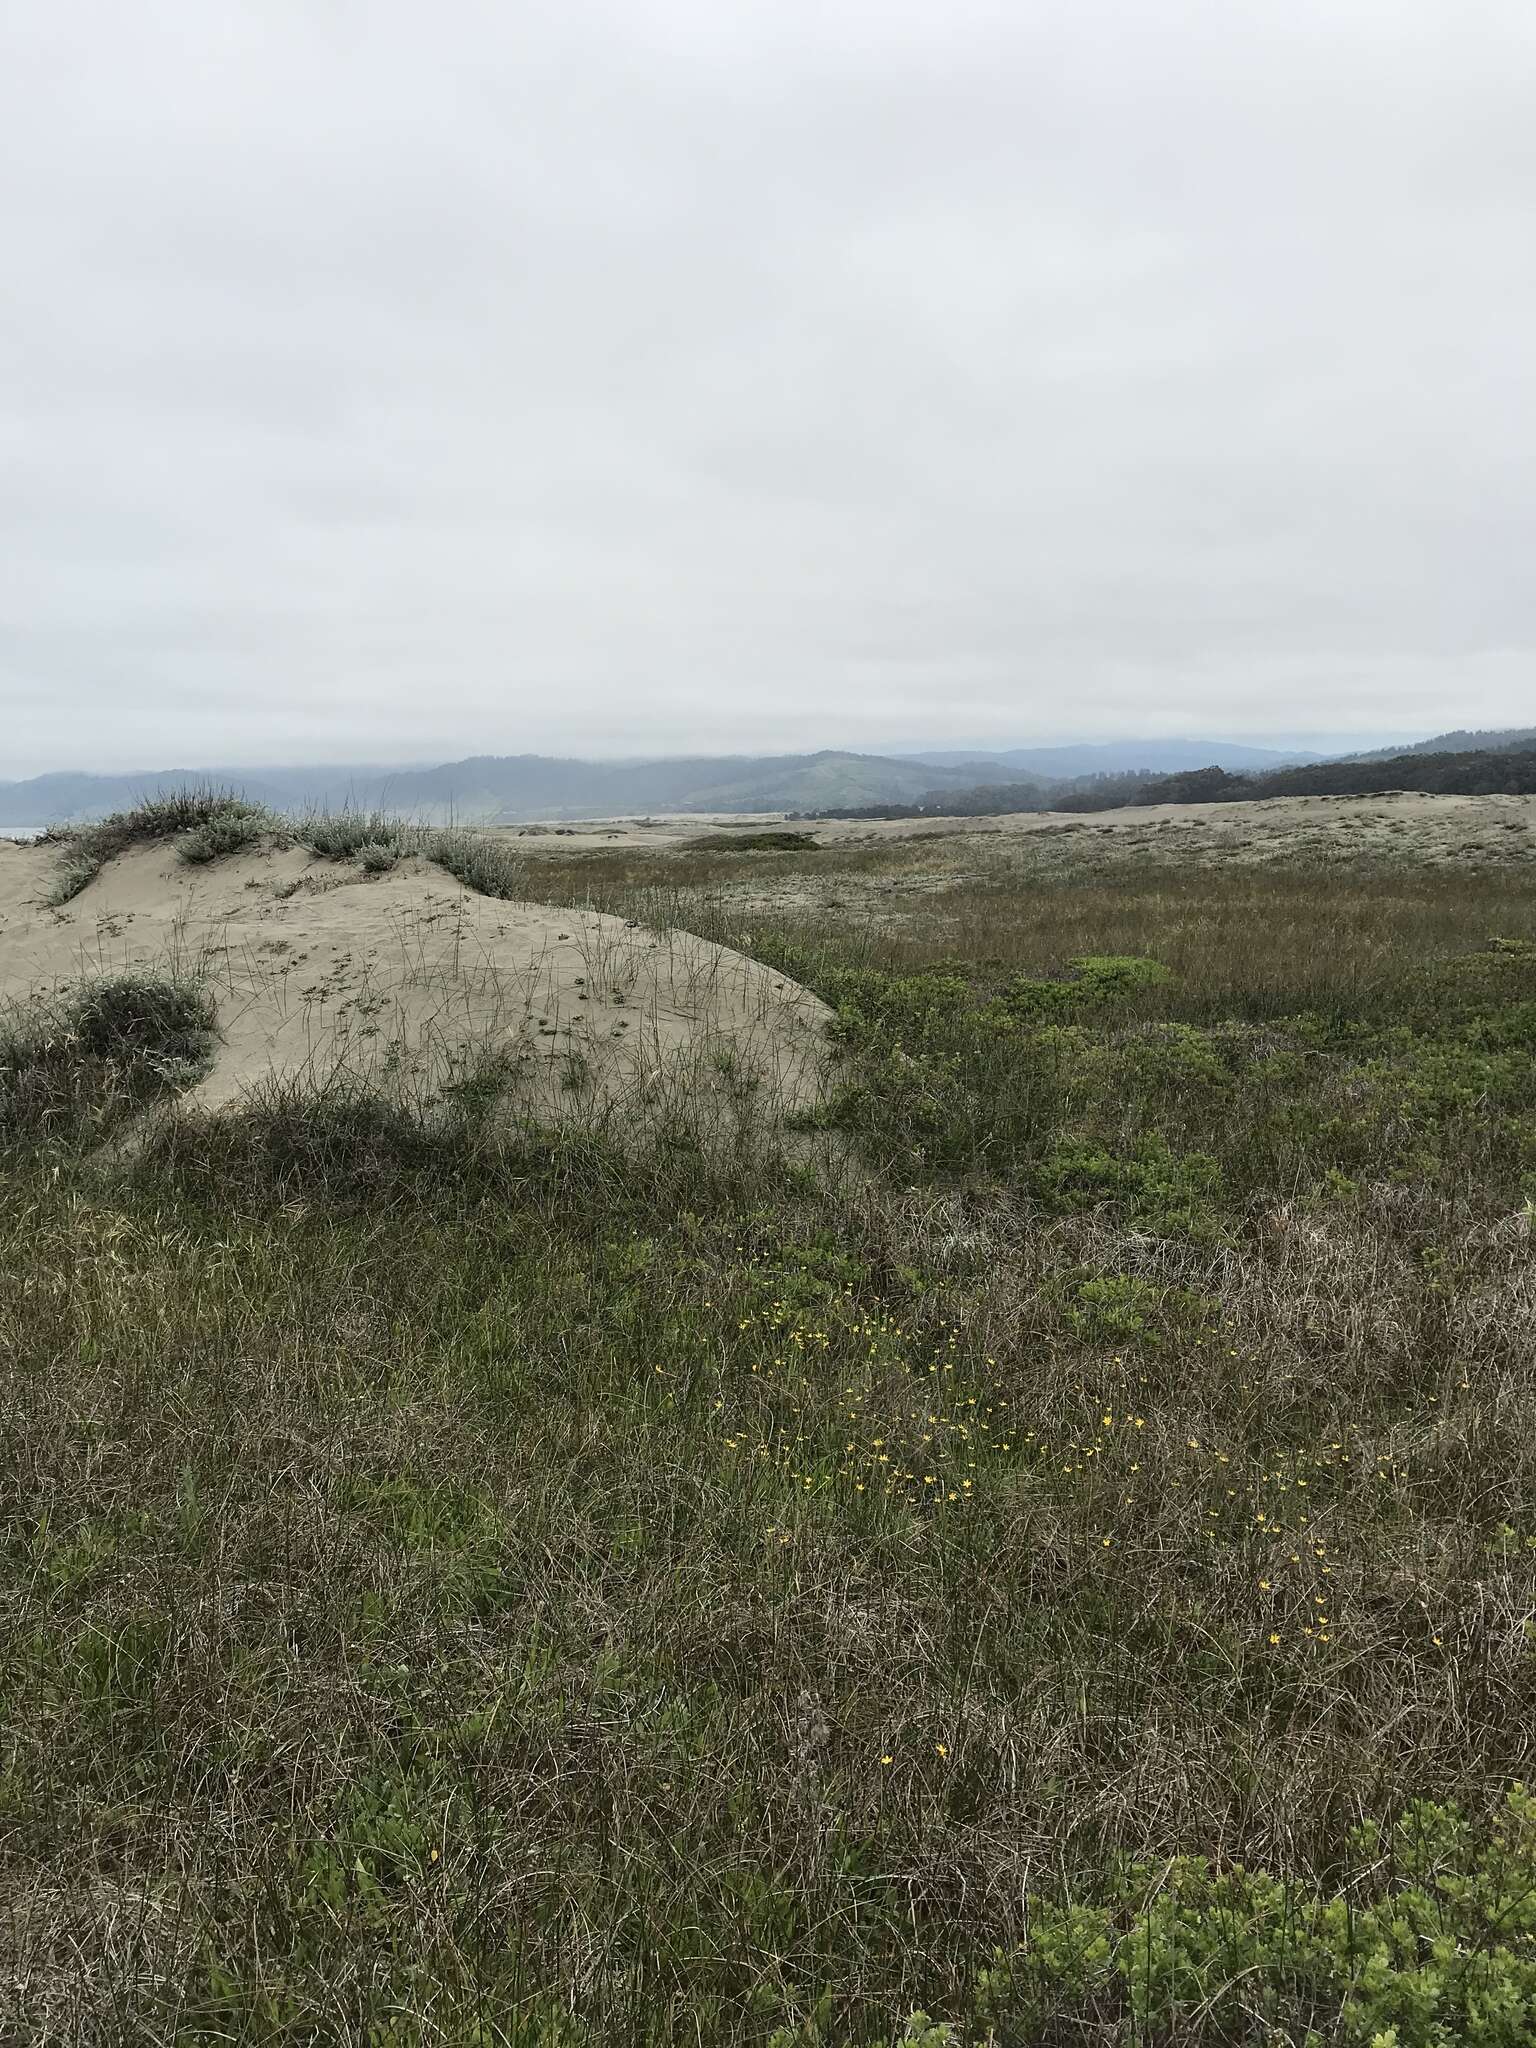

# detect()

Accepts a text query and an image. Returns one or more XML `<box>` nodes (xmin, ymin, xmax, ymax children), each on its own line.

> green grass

<box><xmin>6</xmin><ymin>841</ymin><xmax>1536</xmax><ymax>2042</ymax></box>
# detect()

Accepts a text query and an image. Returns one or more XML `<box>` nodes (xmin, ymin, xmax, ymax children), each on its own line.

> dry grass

<box><xmin>3</xmin><ymin>829</ymin><xmax>1536</xmax><ymax>2043</ymax></box>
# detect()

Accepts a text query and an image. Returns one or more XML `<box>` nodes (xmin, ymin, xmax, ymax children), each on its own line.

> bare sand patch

<box><xmin>0</xmin><ymin>837</ymin><xmax>830</xmax><ymax>1120</ymax></box>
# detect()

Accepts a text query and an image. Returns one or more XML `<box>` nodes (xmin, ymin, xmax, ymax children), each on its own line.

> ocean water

<box><xmin>0</xmin><ymin>827</ymin><xmax>46</xmax><ymax>840</ymax></box>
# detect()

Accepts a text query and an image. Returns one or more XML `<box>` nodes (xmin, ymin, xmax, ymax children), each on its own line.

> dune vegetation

<box><xmin>40</xmin><ymin>790</ymin><xmax>533</xmax><ymax>907</ymax></box>
<box><xmin>4</xmin><ymin>817</ymin><xmax>1536</xmax><ymax>2043</ymax></box>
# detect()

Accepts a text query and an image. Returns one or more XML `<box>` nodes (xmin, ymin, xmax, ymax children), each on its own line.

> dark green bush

<box><xmin>684</xmin><ymin>830</ymin><xmax>822</xmax><ymax>852</ymax></box>
<box><xmin>976</xmin><ymin>1790</ymin><xmax>1536</xmax><ymax>2045</ymax></box>
<box><xmin>1032</xmin><ymin>1134</ymin><xmax>1225</xmax><ymax>1237</ymax></box>
<box><xmin>1004</xmin><ymin>953</ymin><xmax>1173</xmax><ymax>1018</ymax></box>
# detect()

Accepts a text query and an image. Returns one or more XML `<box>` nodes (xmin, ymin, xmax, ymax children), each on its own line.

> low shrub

<box><xmin>1003</xmin><ymin>953</ymin><xmax>1173</xmax><ymax>1019</ymax></box>
<box><xmin>975</xmin><ymin>1790</ymin><xmax>1536</xmax><ymax>2045</ymax></box>
<box><xmin>301</xmin><ymin>809</ymin><xmax>409</xmax><ymax>861</ymax></box>
<box><xmin>684</xmin><ymin>830</ymin><xmax>821</xmax><ymax>852</ymax></box>
<box><xmin>0</xmin><ymin>973</ymin><xmax>215</xmax><ymax>1142</ymax></box>
<box><xmin>1032</xmin><ymin>1133</ymin><xmax>1225</xmax><ymax>1237</ymax></box>
<box><xmin>1061</xmin><ymin>1271</ymin><xmax>1217</xmax><ymax>1345</ymax></box>
<box><xmin>179</xmin><ymin>807</ymin><xmax>275</xmax><ymax>864</ymax></box>
<box><xmin>424</xmin><ymin>827</ymin><xmax>527</xmax><ymax>899</ymax></box>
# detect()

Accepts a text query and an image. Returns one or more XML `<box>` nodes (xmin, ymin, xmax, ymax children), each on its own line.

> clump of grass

<box><xmin>179</xmin><ymin>806</ymin><xmax>277</xmax><ymax>864</ymax></box>
<box><xmin>145</xmin><ymin>1069</ymin><xmax>467</xmax><ymax>1206</ymax></box>
<box><xmin>46</xmin><ymin>850</ymin><xmax>106</xmax><ymax>903</ymax></box>
<box><xmin>298</xmin><ymin>814</ymin><xmax>527</xmax><ymax>895</ymax></box>
<box><xmin>0</xmin><ymin>972</ymin><xmax>215</xmax><ymax>1142</ymax></box>
<box><xmin>300</xmin><ymin>808</ymin><xmax>410</xmax><ymax>861</ymax></box>
<box><xmin>422</xmin><ymin>826</ymin><xmax>527</xmax><ymax>899</ymax></box>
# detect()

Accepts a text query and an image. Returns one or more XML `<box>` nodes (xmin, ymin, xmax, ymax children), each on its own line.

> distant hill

<box><xmin>904</xmin><ymin>739</ymin><xmax>1326</xmax><ymax>777</ymax></box>
<box><xmin>9</xmin><ymin>726</ymin><xmax>1531</xmax><ymax>831</ymax></box>
<box><xmin>809</xmin><ymin>733</ymin><xmax>1536</xmax><ymax>822</ymax></box>
<box><xmin>1344</xmin><ymin>727</ymin><xmax>1536</xmax><ymax>761</ymax></box>
<box><xmin>0</xmin><ymin>750</ymin><xmax>1024</xmax><ymax>829</ymax></box>
<box><xmin>1055</xmin><ymin>745</ymin><xmax>1536</xmax><ymax>812</ymax></box>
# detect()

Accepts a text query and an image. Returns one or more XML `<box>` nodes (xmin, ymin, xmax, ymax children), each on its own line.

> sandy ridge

<box><xmin>0</xmin><ymin>837</ymin><xmax>831</xmax><ymax>1118</ymax></box>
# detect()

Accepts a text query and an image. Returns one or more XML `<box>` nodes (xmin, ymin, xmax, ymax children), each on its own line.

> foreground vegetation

<box><xmin>4</xmin><ymin>830</ymin><xmax>1536</xmax><ymax>2043</ymax></box>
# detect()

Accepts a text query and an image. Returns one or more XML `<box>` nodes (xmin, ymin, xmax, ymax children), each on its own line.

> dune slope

<box><xmin>0</xmin><ymin>836</ymin><xmax>829</xmax><ymax>1118</ymax></box>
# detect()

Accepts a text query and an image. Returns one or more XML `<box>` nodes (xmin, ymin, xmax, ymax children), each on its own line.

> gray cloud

<box><xmin>4</xmin><ymin>0</ymin><xmax>1534</xmax><ymax>773</ymax></box>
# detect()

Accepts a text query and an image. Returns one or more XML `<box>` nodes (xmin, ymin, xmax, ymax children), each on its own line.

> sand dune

<box><xmin>0</xmin><ymin>836</ymin><xmax>830</xmax><ymax>1119</ymax></box>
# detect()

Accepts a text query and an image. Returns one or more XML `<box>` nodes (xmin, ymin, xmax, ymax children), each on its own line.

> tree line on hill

<box><xmin>797</xmin><ymin>740</ymin><xmax>1536</xmax><ymax>821</ymax></box>
<box><xmin>1055</xmin><ymin>744</ymin><xmax>1536</xmax><ymax>811</ymax></box>
<box><xmin>793</xmin><ymin>781</ymin><xmax>1055</xmax><ymax>820</ymax></box>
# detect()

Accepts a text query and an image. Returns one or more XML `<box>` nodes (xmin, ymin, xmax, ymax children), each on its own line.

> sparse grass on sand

<box><xmin>43</xmin><ymin>790</ymin><xmax>274</xmax><ymax>902</ymax></box>
<box><xmin>44</xmin><ymin>794</ymin><xmax>529</xmax><ymax>904</ymax></box>
<box><xmin>6</xmin><ymin>830</ymin><xmax>1536</xmax><ymax>2043</ymax></box>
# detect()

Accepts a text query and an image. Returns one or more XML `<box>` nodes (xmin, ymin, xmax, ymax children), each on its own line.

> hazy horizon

<box><xmin>2</xmin><ymin>728</ymin><xmax>1446</xmax><ymax>786</ymax></box>
<box><xmin>5</xmin><ymin>2</ymin><xmax>1533</xmax><ymax>773</ymax></box>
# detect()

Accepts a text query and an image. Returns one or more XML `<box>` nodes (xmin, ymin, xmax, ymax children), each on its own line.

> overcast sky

<box><xmin>3</xmin><ymin>0</ymin><xmax>1533</xmax><ymax>774</ymax></box>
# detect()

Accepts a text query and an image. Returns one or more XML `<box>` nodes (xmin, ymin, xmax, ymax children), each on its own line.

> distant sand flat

<box><xmin>489</xmin><ymin>787</ymin><xmax>1536</xmax><ymax>857</ymax></box>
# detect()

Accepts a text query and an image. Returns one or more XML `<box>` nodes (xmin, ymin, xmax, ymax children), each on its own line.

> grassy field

<box><xmin>5</xmin><ymin>825</ymin><xmax>1536</xmax><ymax>2043</ymax></box>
